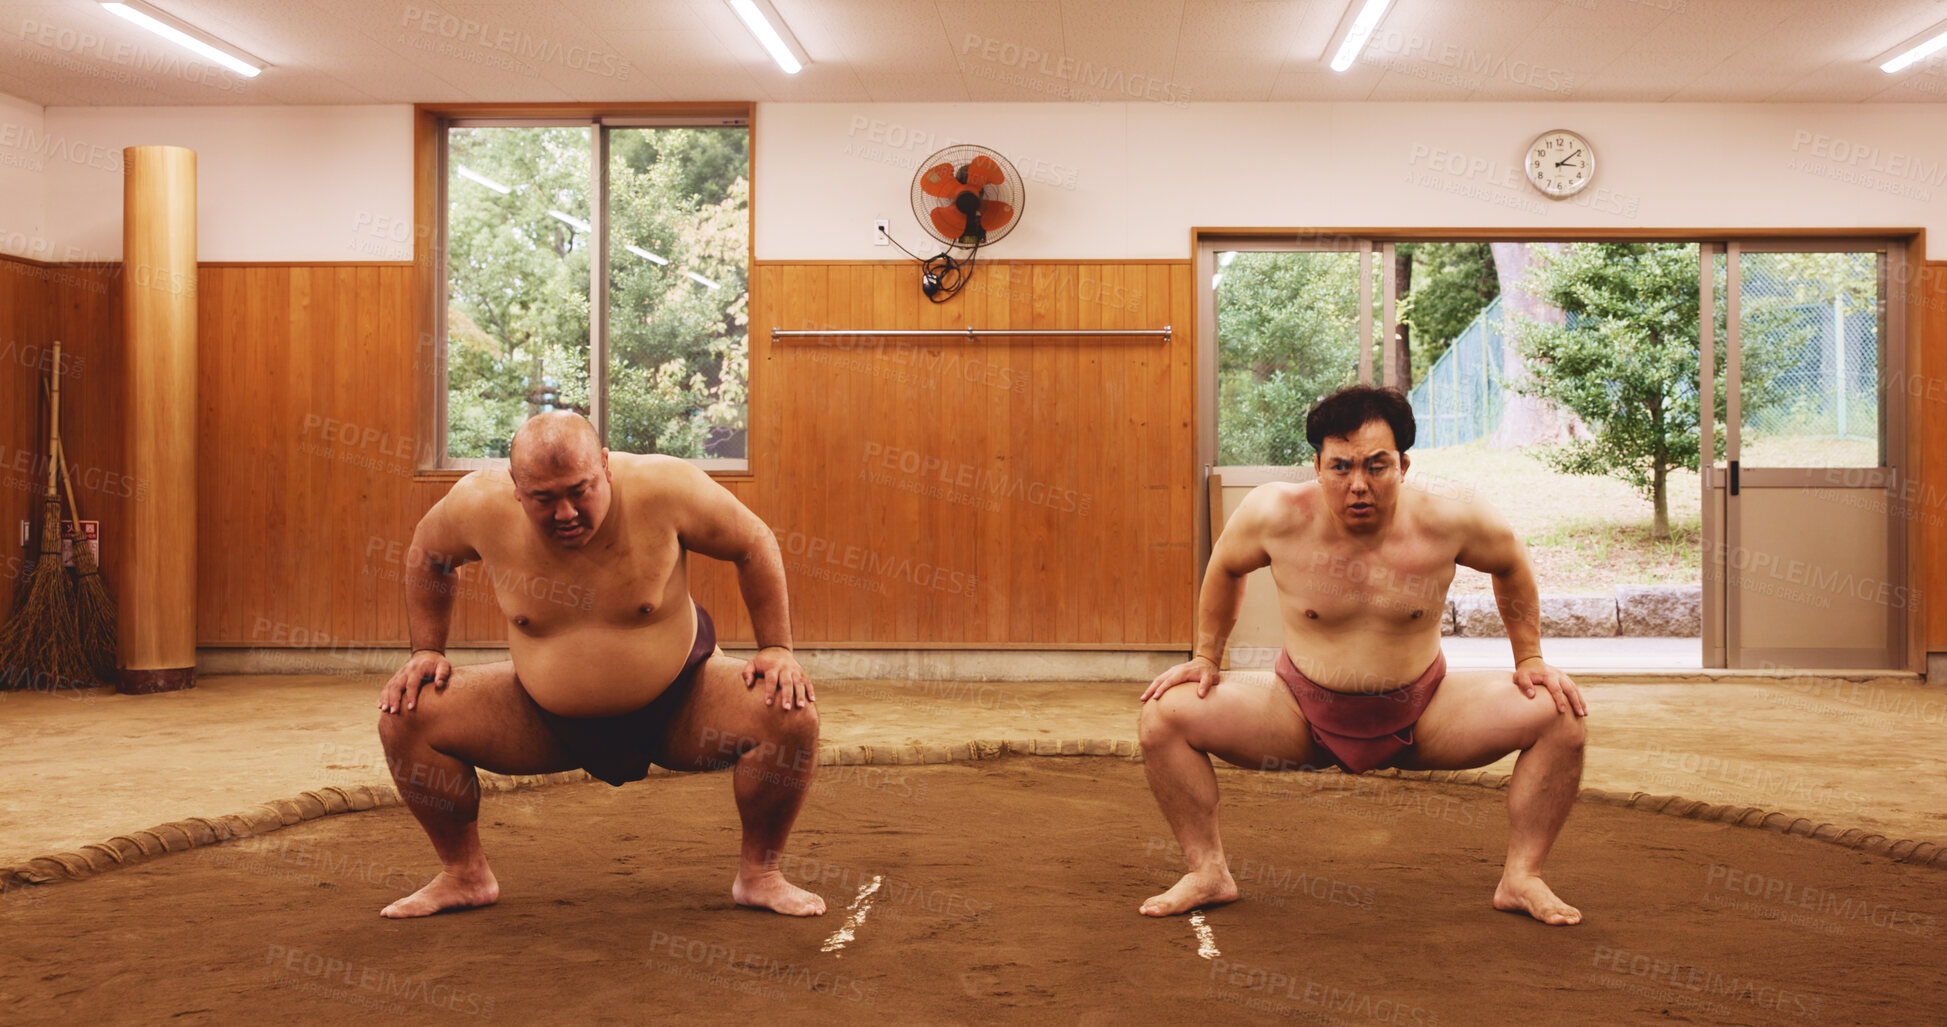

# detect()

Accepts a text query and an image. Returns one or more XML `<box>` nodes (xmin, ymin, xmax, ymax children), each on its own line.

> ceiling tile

<box><xmin>856</xmin><ymin>70</ymin><xmax>970</xmax><ymax>102</ymax></box>
<box><xmin>1176</xmin><ymin>0</ymin><xmax>1307</xmax><ymax>54</ymax></box>
<box><xmin>0</xmin><ymin>0</ymin><xmax>1941</xmax><ymax>105</ymax></box>
<box><xmin>1169</xmin><ymin>50</ymin><xmax>1277</xmax><ymax>101</ymax></box>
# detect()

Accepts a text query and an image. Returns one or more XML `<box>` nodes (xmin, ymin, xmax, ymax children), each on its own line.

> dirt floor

<box><xmin>4</xmin><ymin>759</ymin><xmax>1942</xmax><ymax>1026</ymax></box>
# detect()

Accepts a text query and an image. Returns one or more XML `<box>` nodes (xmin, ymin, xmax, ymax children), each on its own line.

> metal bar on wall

<box><xmin>771</xmin><ymin>326</ymin><xmax>1171</xmax><ymax>342</ymax></box>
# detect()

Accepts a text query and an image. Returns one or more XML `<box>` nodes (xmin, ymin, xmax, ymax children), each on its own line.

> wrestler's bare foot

<box><xmin>1493</xmin><ymin>872</ymin><xmax>1581</xmax><ymax>926</ymax></box>
<box><xmin>732</xmin><ymin>868</ymin><xmax>827</xmax><ymax>916</ymax></box>
<box><xmin>1140</xmin><ymin>868</ymin><xmax>1239</xmax><ymax>917</ymax></box>
<box><xmin>381</xmin><ymin>868</ymin><xmax>500</xmax><ymax>919</ymax></box>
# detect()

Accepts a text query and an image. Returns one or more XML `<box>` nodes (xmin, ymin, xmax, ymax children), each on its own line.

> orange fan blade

<box><xmin>979</xmin><ymin>201</ymin><xmax>1014</xmax><ymax>232</ymax></box>
<box><xmin>920</xmin><ymin>162</ymin><xmax>964</xmax><ymax>198</ymax></box>
<box><xmin>963</xmin><ymin>154</ymin><xmax>1005</xmax><ymax>190</ymax></box>
<box><xmin>930</xmin><ymin>205</ymin><xmax>970</xmax><ymax>240</ymax></box>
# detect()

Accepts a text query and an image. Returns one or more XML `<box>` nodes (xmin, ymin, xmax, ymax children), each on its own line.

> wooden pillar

<box><xmin>120</xmin><ymin>145</ymin><xmax>197</xmax><ymax>693</ymax></box>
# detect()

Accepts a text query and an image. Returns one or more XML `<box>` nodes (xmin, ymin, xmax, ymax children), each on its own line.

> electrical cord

<box><xmin>881</xmin><ymin>224</ymin><xmax>980</xmax><ymax>304</ymax></box>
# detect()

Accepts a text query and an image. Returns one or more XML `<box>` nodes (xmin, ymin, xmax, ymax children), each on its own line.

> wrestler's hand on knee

<box><xmin>743</xmin><ymin>646</ymin><xmax>814</xmax><ymax>711</ymax></box>
<box><xmin>1514</xmin><ymin>658</ymin><xmax>1587</xmax><ymax>718</ymax></box>
<box><xmin>1140</xmin><ymin>656</ymin><xmax>1220</xmax><ymax>702</ymax></box>
<box><xmin>380</xmin><ymin>649</ymin><xmax>451</xmax><ymax>714</ymax></box>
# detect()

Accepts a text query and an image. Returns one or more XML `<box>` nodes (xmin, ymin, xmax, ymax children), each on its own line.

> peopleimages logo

<box><xmin>399</xmin><ymin>4</ymin><xmax>631</xmax><ymax>80</ymax></box>
<box><xmin>1789</xmin><ymin>130</ymin><xmax>1947</xmax><ymax>187</ymax></box>
<box><xmin>959</xmin><ymin>35</ymin><xmax>1192</xmax><ymax>107</ymax></box>
<box><xmin>860</xmin><ymin>442</ymin><xmax>1091</xmax><ymax>515</ymax></box>
<box><xmin>0</xmin><ymin>121</ymin><xmax>122</xmax><ymax>173</ymax></box>
<box><xmin>16</xmin><ymin>18</ymin><xmax>250</xmax><ymax>92</ymax></box>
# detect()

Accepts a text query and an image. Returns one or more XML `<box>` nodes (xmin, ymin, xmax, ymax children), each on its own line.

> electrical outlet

<box><xmin>873</xmin><ymin>218</ymin><xmax>889</xmax><ymax>245</ymax></box>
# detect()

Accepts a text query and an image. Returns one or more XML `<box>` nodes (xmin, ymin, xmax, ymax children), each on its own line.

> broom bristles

<box><xmin>0</xmin><ymin>493</ymin><xmax>93</xmax><ymax>690</ymax></box>
<box><xmin>70</xmin><ymin>539</ymin><xmax>118</xmax><ymax>684</ymax></box>
<box><xmin>57</xmin><ymin>446</ymin><xmax>118</xmax><ymax>684</ymax></box>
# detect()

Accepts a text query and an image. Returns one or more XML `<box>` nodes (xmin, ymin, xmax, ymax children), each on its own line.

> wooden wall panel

<box><xmin>2</xmin><ymin>259</ymin><xmax>46</xmax><ymax>606</ymax></box>
<box><xmin>188</xmin><ymin>263</ymin><xmax>748</xmax><ymax>651</ymax></box>
<box><xmin>18</xmin><ymin>249</ymin><xmax>1939</xmax><ymax>655</ymax></box>
<box><xmin>746</xmin><ymin>259</ymin><xmax>1196</xmax><ymax>648</ymax></box>
<box><xmin>1</xmin><ymin>257</ymin><xmax>126</xmax><ymax>656</ymax></box>
<box><xmin>5</xmin><ymin>256</ymin><xmax>1191</xmax><ymax>652</ymax></box>
<box><xmin>1922</xmin><ymin>262</ymin><xmax>1947</xmax><ymax>652</ymax></box>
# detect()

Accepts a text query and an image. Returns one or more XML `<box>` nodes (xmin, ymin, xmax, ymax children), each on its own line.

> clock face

<box><xmin>1526</xmin><ymin>130</ymin><xmax>1594</xmax><ymax>198</ymax></box>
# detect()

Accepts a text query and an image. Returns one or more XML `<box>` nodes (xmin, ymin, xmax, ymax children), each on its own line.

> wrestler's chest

<box><xmin>483</xmin><ymin>536</ymin><xmax>687</xmax><ymax>630</ymax></box>
<box><xmin>1271</xmin><ymin>544</ymin><xmax>1455</xmax><ymax>625</ymax></box>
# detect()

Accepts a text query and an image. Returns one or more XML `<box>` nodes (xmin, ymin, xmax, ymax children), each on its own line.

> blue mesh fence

<box><xmin>1407</xmin><ymin>277</ymin><xmax>1877</xmax><ymax>448</ymax></box>
<box><xmin>1408</xmin><ymin>296</ymin><xmax>1506</xmax><ymax>448</ymax></box>
<box><xmin>1741</xmin><ymin>285</ymin><xmax>1878</xmax><ymax>441</ymax></box>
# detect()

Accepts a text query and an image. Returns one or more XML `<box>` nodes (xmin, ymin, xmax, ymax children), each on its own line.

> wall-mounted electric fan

<box><xmin>881</xmin><ymin>145</ymin><xmax>1025</xmax><ymax>303</ymax></box>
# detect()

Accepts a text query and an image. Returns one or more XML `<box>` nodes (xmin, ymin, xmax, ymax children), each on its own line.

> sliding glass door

<box><xmin>1702</xmin><ymin>241</ymin><xmax>1907</xmax><ymax>668</ymax></box>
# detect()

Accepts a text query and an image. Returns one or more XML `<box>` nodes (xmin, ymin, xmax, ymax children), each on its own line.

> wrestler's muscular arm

<box><xmin>659</xmin><ymin>458</ymin><xmax>813</xmax><ymax>712</ymax></box>
<box><xmin>1140</xmin><ymin>485</ymin><xmax>1278</xmax><ymax>702</ymax></box>
<box><xmin>380</xmin><ymin>475</ymin><xmax>485</xmax><ymax>714</ymax></box>
<box><xmin>1454</xmin><ymin>497</ymin><xmax>1587</xmax><ymax>717</ymax></box>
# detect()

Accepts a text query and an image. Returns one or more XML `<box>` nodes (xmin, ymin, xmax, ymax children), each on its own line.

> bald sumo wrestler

<box><xmin>375</xmin><ymin>412</ymin><xmax>825</xmax><ymax>918</ymax></box>
<box><xmin>1139</xmin><ymin>386</ymin><xmax>1589</xmax><ymax>925</ymax></box>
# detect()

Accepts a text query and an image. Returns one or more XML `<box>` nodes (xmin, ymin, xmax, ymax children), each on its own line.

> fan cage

<box><xmin>909</xmin><ymin>145</ymin><xmax>1025</xmax><ymax>248</ymax></box>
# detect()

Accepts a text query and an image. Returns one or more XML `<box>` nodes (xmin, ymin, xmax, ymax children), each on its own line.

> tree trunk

<box><xmin>1392</xmin><ymin>247</ymin><xmax>1413</xmax><ymax>389</ymax></box>
<box><xmin>1651</xmin><ymin>459</ymin><xmax>1669</xmax><ymax>540</ymax></box>
<box><xmin>1488</xmin><ymin>241</ymin><xmax>1588</xmax><ymax>449</ymax></box>
<box><xmin>1650</xmin><ymin>396</ymin><xmax>1669</xmax><ymax>540</ymax></box>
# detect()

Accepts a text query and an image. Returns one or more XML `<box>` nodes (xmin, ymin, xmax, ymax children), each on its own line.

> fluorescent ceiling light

<box><xmin>685</xmin><ymin>271</ymin><xmax>721</xmax><ymax>289</ymax></box>
<box><xmin>727</xmin><ymin>0</ymin><xmax>806</xmax><ymax>74</ymax></box>
<box><xmin>626</xmin><ymin>244</ymin><xmax>668</xmax><ymax>265</ymax></box>
<box><xmin>457</xmin><ymin>167</ymin><xmax>511</xmax><ymax>194</ymax></box>
<box><xmin>548</xmin><ymin>210</ymin><xmax>591</xmax><ymax>232</ymax></box>
<box><xmin>1879</xmin><ymin>22</ymin><xmax>1947</xmax><ymax>73</ymax></box>
<box><xmin>1329</xmin><ymin>0</ymin><xmax>1393</xmax><ymax>72</ymax></box>
<box><xmin>101</xmin><ymin>1</ymin><xmax>264</xmax><ymax>78</ymax></box>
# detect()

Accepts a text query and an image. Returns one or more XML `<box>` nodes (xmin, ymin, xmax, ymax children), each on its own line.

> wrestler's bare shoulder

<box><xmin>606</xmin><ymin>452</ymin><xmax>715</xmax><ymax>503</ymax></box>
<box><xmin>1404</xmin><ymin>471</ymin><xmax>1505</xmax><ymax>536</ymax></box>
<box><xmin>433</xmin><ymin>470</ymin><xmax>518</xmax><ymax>533</ymax></box>
<box><xmin>607</xmin><ymin>450</ymin><xmax>689</xmax><ymax>482</ymax></box>
<box><xmin>1237</xmin><ymin>480</ymin><xmax>1326</xmax><ymax>534</ymax></box>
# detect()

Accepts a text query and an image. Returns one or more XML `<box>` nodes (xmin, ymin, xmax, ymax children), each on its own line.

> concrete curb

<box><xmin>4</xmin><ymin>740</ymin><xmax>1941</xmax><ymax>892</ymax></box>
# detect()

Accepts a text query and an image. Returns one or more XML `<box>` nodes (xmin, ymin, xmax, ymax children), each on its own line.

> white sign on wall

<box><xmin>18</xmin><ymin>518</ymin><xmax>100</xmax><ymax>567</ymax></box>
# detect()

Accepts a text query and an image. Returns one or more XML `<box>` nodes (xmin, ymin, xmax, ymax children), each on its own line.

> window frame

<box><xmin>413</xmin><ymin>103</ymin><xmax>756</xmax><ymax>480</ymax></box>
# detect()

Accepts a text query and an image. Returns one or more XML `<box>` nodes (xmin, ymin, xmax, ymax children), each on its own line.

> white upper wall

<box><xmin>757</xmin><ymin>102</ymin><xmax>1947</xmax><ymax>260</ymax></box>
<box><xmin>9</xmin><ymin>99</ymin><xmax>1944</xmax><ymax>263</ymax></box>
<box><xmin>0</xmin><ymin>92</ymin><xmax>50</xmax><ymax>261</ymax></box>
<box><xmin>39</xmin><ymin>105</ymin><xmax>413</xmax><ymax>263</ymax></box>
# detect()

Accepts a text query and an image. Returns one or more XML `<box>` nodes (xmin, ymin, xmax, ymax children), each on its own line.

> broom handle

<box><xmin>57</xmin><ymin>443</ymin><xmax>82</xmax><ymax>527</ymax></box>
<box><xmin>45</xmin><ymin>340</ymin><xmax>62</xmax><ymax>499</ymax></box>
<box><xmin>41</xmin><ymin>377</ymin><xmax>85</xmax><ymax>527</ymax></box>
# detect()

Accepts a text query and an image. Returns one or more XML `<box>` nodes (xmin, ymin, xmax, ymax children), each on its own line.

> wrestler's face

<box><xmin>1314</xmin><ymin>420</ymin><xmax>1408</xmax><ymax>531</ymax></box>
<box><xmin>513</xmin><ymin>449</ymin><xmax>612</xmax><ymax>549</ymax></box>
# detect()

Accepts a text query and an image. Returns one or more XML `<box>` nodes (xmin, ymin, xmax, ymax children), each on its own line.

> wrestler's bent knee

<box><xmin>1138</xmin><ymin>691</ymin><xmax>1191</xmax><ymax>749</ymax></box>
<box><xmin>1545</xmin><ymin>708</ymin><xmax>1587</xmax><ymax>749</ymax></box>
<box><xmin>771</xmin><ymin>701</ymin><xmax>819</xmax><ymax>747</ymax></box>
<box><xmin>377</xmin><ymin>704</ymin><xmax>425</xmax><ymax>747</ymax></box>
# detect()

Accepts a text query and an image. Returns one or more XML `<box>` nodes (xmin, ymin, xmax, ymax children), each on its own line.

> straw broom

<box><xmin>51</xmin><ymin>394</ymin><xmax>118</xmax><ymax>685</ymax></box>
<box><xmin>35</xmin><ymin>373</ymin><xmax>119</xmax><ymax>681</ymax></box>
<box><xmin>0</xmin><ymin>340</ymin><xmax>92</xmax><ymax>690</ymax></box>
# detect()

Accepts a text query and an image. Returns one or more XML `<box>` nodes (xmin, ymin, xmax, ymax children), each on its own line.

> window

<box><xmin>438</xmin><ymin>114</ymin><xmax>750</xmax><ymax>470</ymax></box>
<box><xmin>1210</xmin><ymin>244</ymin><xmax>1380</xmax><ymax>466</ymax></box>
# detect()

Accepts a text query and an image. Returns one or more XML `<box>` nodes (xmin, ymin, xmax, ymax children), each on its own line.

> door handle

<box><xmin>1729</xmin><ymin>460</ymin><xmax>1739</xmax><ymax>496</ymax></box>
